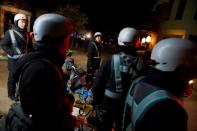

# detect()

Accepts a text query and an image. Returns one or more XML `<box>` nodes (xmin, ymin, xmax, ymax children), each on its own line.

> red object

<box><xmin>136</xmin><ymin>37</ymin><xmax>141</xmax><ymax>48</ymax></box>
<box><xmin>183</xmin><ymin>83</ymin><xmax>193</xmax><ymax>97</ymax></box>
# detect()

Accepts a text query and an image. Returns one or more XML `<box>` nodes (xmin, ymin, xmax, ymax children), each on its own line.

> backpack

<box><xmin>113</xmin><ymin>53</ymin><xmax>141</xmax><ymax>92</ymax></box>
<box><xmin>5</xmin><ymin>103</ymin><xmax>34</xmax><ymax>131</ymax></box>
<box><xmin>104</xmin><ymin>53</ymin><xmax>144</xmax><ymax>99</ymax></box>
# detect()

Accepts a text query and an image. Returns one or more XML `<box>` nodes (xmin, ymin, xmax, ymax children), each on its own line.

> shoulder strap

<box><xmin>9</xmin><ymin>30</ymin><xmax>22</xmax><ymax>55</ymax></box>
<box><xmin>16</xmin><ymin>59</ymin><xmax>63</xmax><ymax>98</ymax></box>
<box><xmin>41</xmin><ymin>59</ymin><xmax>63</xmax><ymax>81</ymax></box>
<box><xmin>13</xmin><ymin>30</ymin><xmax>27</xmax><ymax>44</ymax></box>
<box><xmin>123</xmin><ymin>80</ymin><xmax>180</xmax><ymax>130</ymax></box>
<box><xmin>92</xmin><ymin>42</ymin><xmax>100</xmax><ymax>57</ymax></box>
<box><xmin>25</xmin><ymin>58</ymin><xmax>62</xmax><ymax>80</ymax></box>
<box><xmin>113</xmin><ymin>54</ymin><xmax>122</xmax><ymax>92</ymax></box>
<box><xmin>132</xmin><ymin>88</ymin><xmax>175</xmax><ymax>128</ymax></box>
<box><xmin>113</xmin><ymin>54</ymin><xmax>142</xmax><ymax>93</ymax></box>
<box><xmin>9</xmin><ymin>30</ymin><xmax>17</xmax><ymax>45</ymax></box>
<box><xmin>122</xmin><ymin>76</ymin><xmax>145</xmax><ymax>131</ymax></box>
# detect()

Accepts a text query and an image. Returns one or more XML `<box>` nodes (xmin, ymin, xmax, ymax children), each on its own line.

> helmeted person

<box><xmin>91</xmin><ymin>27</ymin><xmax>145</xmax><ymax>131</ymax></box>
<box><xmin>5</xmin><ymin>13</ymin><xmax>74</xmax><ymax>131</ymax></box>
<box><xmin>86</xmin><ymin>31</ymin><xmax>103</xmax><ymax>77</ymax></box>
<box><xmin>1</xmin><ymin>13</ymin><xmax>33</xmax><ymax>101</ymax></box>
<box><xmin>122</xmin><ymin>38</ymin><xmax>197</xmax><ymax>131</ymax></box>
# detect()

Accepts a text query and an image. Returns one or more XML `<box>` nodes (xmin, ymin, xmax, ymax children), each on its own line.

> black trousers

<box><xmin>7</xmin><ymin>58</ymin><xmax>18</xmax><ymax>99</ymax></box>
<box><xmin>95</xmin><ymin>97</ymin><xmax>124</xmax><ymax>131</ymax></box>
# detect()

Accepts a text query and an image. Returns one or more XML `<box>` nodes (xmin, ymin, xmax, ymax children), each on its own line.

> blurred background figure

<box><xmin>86</xmin><ymin>31</ymin><xmax>103</xmax><ymax>79</ymax></box>
<box><xmin>0</xmin><ymin>13</ymin><xmax>33</xmax><ymax>101</ymax></box>
<box><xmin>92</xmin><ymin>27</ymin><xmax>145</xmax><ymax>131</ymax></box>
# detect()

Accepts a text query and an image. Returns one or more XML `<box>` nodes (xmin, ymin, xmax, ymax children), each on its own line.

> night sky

<box><xmin>26</xmin><ymin>0</ymin><xmax>157</xmax><ymax>33</ymax></box>
<box><xmin>78</xmin><ymin>0</ymin><xmax>157</xmax><ymax>33</ymax></box>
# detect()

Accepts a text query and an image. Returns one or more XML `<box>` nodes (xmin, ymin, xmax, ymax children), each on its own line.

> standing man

<box><xmin>87</xmin><ymin>32</ymin><xmax>103</xmax><ymax>78</ymax></box>
<box><xmin>92</xmin><ymin>27</ymin><xmax>145</xmax><ymax>131</ymax></box>
<box><xmin>5</xmin><ymin>13</ymin><xmax>74</xmax><ymax>131</ymax></box>
<box><xmin>1</xmin><ymin>13</ymin><xmax>33</xmax><ymax>101</ymax></box>
<box><xmin>122</xmin><ymin>38</ymin><xmax>197</xmax><ymax>131</ymax></box>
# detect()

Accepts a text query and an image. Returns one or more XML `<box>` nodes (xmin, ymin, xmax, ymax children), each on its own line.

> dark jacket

<box><xmin>1</xmin><ymin>25</ymin><xmax>33</xmax><ymax>56</ymax></box>
<box><xmin>92</xmin><ymin>52</ymin><xmax>144</xmax><ymax>105</ymax></box>
<box><xmin>87</xmin><ymin>41</ymin><xmax>102</xmax><ymax>73</ymax></box>
<box><xmin>122</xmin><ymin>67</ymin><xmax>188</xmax><ymax>131</ymax></box>
<box><xmin>7</xmin><ymin>51</ymin><xmax>65</xmax><ymax>131</ymax></box>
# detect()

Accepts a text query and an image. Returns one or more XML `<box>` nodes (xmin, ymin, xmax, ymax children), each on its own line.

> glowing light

<box><xmin>141</xmin><ymin>37</ymin><xmax>146</xmax><ymax>43</ymax></box>
<box><xmin>86</xmin><ymin>34</ymin><xmax>91</xmax><ymax>38</ymax></box>
<box><xmin>146</xmin><ymin>35</ymin><xmax>151</xmax><ymax>43</ymax></box>
<box><xmin>189</xmin><ymin>80</ymin><xmax>194</xmax><ymax>84</ymax></box>
<box><xmin>86</xmin><ymin>32</ymin><xmax>92</xmax><ymax>39</ymax></box>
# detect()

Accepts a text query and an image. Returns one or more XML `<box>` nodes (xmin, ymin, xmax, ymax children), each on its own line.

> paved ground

<box><xmin>0</xmin><ymin>60</ymin><xmax>11</xmax><ymax>115</ymax></box>
<box><xmin>0</xmin><ymin>48</ymin><xmax>197</xmax><ymax>131</ymax></box>
<box><xmin>183</xmin><ymin>91</ymin><xmax>197</xmax><ymax>131</ymax></box>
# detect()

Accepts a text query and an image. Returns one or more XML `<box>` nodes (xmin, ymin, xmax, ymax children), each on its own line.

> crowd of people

<box><xmin>0</xmin><ymin>12</ymin><xmax>197</xmax><ymax>131</ymax></box>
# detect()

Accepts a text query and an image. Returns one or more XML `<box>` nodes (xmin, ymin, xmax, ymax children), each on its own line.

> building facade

<box><xmin>0</xmin><ymin>0</ymin><xmax>32</xmax><ymax>40</ymax></box>
<box><xmin>153</xmin><ymin>0</ymin><xmax>197</xmax><ymax>43</ymax></box>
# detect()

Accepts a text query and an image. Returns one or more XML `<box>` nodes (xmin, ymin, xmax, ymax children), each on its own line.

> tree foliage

<box><xmin>34</xmin><ymin>4</ymin><xmax>89</xmax><ymax>33</ymax></box>
<box><xmin>54</xmin><ymin>4</ymin><xmax>89</xmax><ymax>33</ymax></box>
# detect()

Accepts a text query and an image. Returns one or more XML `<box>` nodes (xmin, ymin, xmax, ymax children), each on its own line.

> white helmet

<box><xmin>151</xmin><ymin>38</ymin><xmax>197</xmax><ymax>72</ymax></box>
<box><xmin>14</xmin><ymin>13</ymin><xmax>27</xmax><ymax>22</ymax></box>
<box><xmin>94</xmin><ymin>32</ymin><xmax>102</xmax><ymax>38</ymax></box>
<box><xmin>118</xmin><ymin>27</ymin><xmax>137</xmax><ymax>46</ymax></box>
<box><xmin>33</xmin><ymin>13</ymin><xmax>73</xmax><ymax>42</ymax></box>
